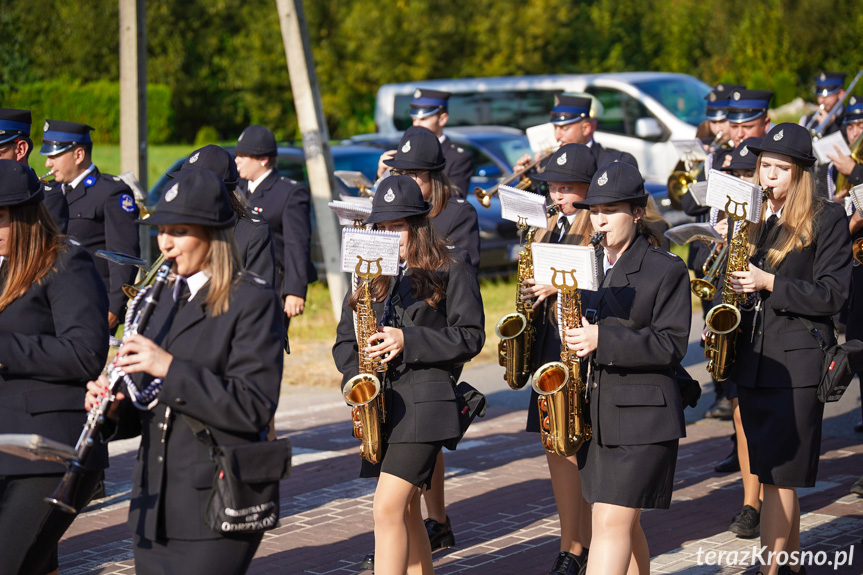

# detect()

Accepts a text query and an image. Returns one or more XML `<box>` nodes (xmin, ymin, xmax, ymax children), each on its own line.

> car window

<box><xmin>275</xmin><ymin>155</ymin><xmax>306</xmax><ymax>182</ymax></box>
<box><xmin>394</xmin><ymin>91</ymin><xmax>559</xmax><ymax>132</ymax></box>
<box><xmin>630</xmin><ymin>77</ymin><xmax>710</xmax><ymax>127</ymax></box>
<box><xmin>586</xmin><ymin>87</ymin><xmax>658</xmax><ymax>139</ymax></box>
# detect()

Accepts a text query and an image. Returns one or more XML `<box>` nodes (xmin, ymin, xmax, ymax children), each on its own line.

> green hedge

<box><xmin>1</xmin><ymin>80</ymin><xmax>173</xmax><ymax>145</ymax></box>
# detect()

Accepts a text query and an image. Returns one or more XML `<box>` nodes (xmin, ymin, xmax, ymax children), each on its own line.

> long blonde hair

<box><xmin>202</xmin><ymin>226</ymin><xmax>240</xmax><ymax>316</ymax></box>
<box><xmin>0</xmin><ymin>203</ymin><xmax>64</xmax><ymax>312</ymax></box>
<box><xmin>749</xmin><ymin>158</ymin><xmax>819</xmax><ymax>269</ymax></box>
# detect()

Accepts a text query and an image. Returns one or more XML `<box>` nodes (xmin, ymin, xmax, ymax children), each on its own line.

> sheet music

<box><xmin>849</xmin><ymin>184</ymin><xmax>863</xmax><ymax>215</ymax></box>
<box><xmin>671</xmin><ymin>139</ymin><xmax>707</xmax><ymax>162</ymax></box>
<box><xmin>812</xmin><ymin>131</ymin><xmax>851</xmax><ymax>165</ymax></box>
<box><xmin>329</xmin><ymin>200</ymin><xmax>372</xmax><ymax>226</ymax></box>
<box><xmin>498</xmin><ymin>185</ymin><xmax>550</xmax><ymax>229</ymax></box>
<box><xmin>705</xmin><ymin>169</ymin><xmax>763</xmax><ymax>223</ymax></box>
<box><xmin>525</xmin><ymin>123</ymin><xmax>557</xmax><ymax>155</ymax></box>
<box><xmin>689</xmin><ymin>181</ymin><xmax>708</xmax><ymax>206</ymax></box>
<box><xmin>531</xmin><ymin>243</ymin><xmax>599</xmax><ymax>291</ymax></box>
<box><xmin>664</xmin><ymin>222</ymin><xmax>724</xmax><ymax>245</ymax></box>
<box><xmin>334</xmin><ymin>170</ymin><xmax>374</xmax><ymax>190</ymax></box>
<box><xmin>0</xmin><ymin>433</ymin><xmax>77</xmax><ymax>465</ymax></box>
<box><xmin>340</xmin><ymin>228</ymin><xmax>401</xmax><ymax>276</ymax></box>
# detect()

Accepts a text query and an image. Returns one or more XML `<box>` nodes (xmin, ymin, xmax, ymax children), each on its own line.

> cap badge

<box><xmin>851</xmin><ymin>96</ymin><xmax>858</xmax><ymax>106</ymax></box>
<box><xmin>733</xmin><ymin>92</ymin><xmax>741</xmax><ymax>101</ymax></box>
<box><xmin>773</xmin><ymin>129</ymin><xmax>784</xmax><ymax>142</ymax></box>
<box><xmin>819</xmin><ymin>73</ymin><xmax>827</xmax><ymax>81</ymax></box>
<box><xmin>189</xmin><ymin>152</ymin><xmax>200</xmax><ymax>164</ymax></box>
<box><xmin>557</xmin><ymin>152</ymin><xmax>567</xmax><ymax>166</ymax></box>
<box><xmin>740</xmin><ymin>146</ymin><xmax>749</xmax><ymax>157</ymax></box>
<box><xmin>384</xmin><ymin>188</ymin><xmax>395</xmax><ymax>203</ymax></box>
<box><xmin>401</xmin><ymin>140</ymin><xmax>411</xmax><ymax>154</ymax></box>
<box><xmin>414</xmin><ymin>89</ymin><xmax>422</xmax><ymax>99</ymax></box>
<box><xmin>43</xmin><ymin>121</ymin><xmax>49</xmax><ymax>132</ymax></box>
<box><xmin>597</xmin><ymin>171</ymin><xmax>609</xmax><ymax>186</ymax></box>
<box><xmin>717</xmin><ymin>83</ymin><xmax>725</xmax><ymax>91</ymax></box>
<box><xmin>165</xmin><ymin>183</ymin><xmax>179</xmax><ymax>202</ymax></box>
<box><xmin>708</xmin><ymin>92</ymin><xmax>717</xmax><ymax>102</ymax></box>
<box><xmin>238</xmin><ymin>132</ymin><xmax>244</xmax><ymax>142</ymax></box>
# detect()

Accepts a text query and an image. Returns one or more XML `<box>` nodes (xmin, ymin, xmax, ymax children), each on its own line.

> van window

<box><xmin>586</xmin><ymin>87</ymin><xmax>661</xmax><ymax>140</ymax></box>
<box><xmin>393</xmin><ymin>91</ymin><xmax>560</xmax><ymax>131</ymax></box>
<box><xmin>630</xmin><ymin>77</ymin><xmax>710</xmax><ymax>126</ymax></box>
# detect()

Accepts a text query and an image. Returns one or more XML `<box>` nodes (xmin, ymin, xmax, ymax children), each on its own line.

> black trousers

<box><xmin>134</xmin><ymin>533</ymin><xmax>263</xmax><ymax>574</ymax></box>
<box><xmin>0</xmin><ymin>469</ymin><xmax>101</xmax><ymax>575</ymax></box>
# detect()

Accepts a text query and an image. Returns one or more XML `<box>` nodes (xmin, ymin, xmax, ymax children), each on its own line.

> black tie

<box><xmin>555</xmin><ymin>217</ymin><xmax>571</xmax><ymax>243</ymax></box>
<box><xmin>173</xmin><ymin>277</ymin><xmax>190</xmax><ymax>305</ymax></box>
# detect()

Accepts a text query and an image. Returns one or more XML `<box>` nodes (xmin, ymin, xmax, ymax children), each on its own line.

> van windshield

<box><xmin>629</xmin><ymin>77</ymin><xmax>711</xmax><ymax>127</ymax></box>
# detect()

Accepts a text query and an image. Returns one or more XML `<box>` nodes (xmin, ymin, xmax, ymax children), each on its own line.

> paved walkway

<box><xmin>58</xmin><ymin>315</ymin><xmax>863</xmax><ymax>574</ymax></box>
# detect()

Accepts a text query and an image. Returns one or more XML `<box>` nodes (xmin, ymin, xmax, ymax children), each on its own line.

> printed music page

<box><xmin>688</xmin><ymin>181</ymin><xmax>708</xmax><ymax>206</ymax></box>
<box><xmin>498</xmin><ymin>184</ymin><xmax>550</xmax><ymax>229</ymax></box>
<box><xmin>329</xmin><ymin>200</ymin><xmax>372</xmax><ymax>226</ymax></box>
<box><xmin>672</xmin><ymin>139</ymin><xmax>708</xmax><ymax>162</ymax></box>
<box><xmin>531</xmin><ymin>243</ymin><xmax>599</xmax><ymax>291</ymax></box>
<box><xmin>340</xmin><ymin>228</ymin><xmax>401</xmax><ymax>276</ymax></box>
<box><xmin>525</xmin><ymin>123</ymin><xmax>557</xmax><ymax>155</ymax></box>
<box><xmin>812</xmin><ymin>131</ymin><xmax>851</xmax><ymax>165</ymax></box>
<box><xmin>664</xmin><ymin>222</ymin><xmax>725</xmax><ymax>245</ymax></box>
<box><xmin>849</xmin><ymin>184</ymin><xmax>863</xmax><ymax>215</ymax></box>
<box><xmin>705</xmin><ymin>169</ymin><xmax>763</xmax><ymax>223</ymax></box>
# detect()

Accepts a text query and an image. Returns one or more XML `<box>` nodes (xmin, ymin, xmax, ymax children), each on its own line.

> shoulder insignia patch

<box><xmin>456</xmin><ymin>147</ymin><xmax>465</xmax><ymax>153</ymax></box>
<box><xmin>446</xmin><ymin>245</ymin><xmax>456</xmax><ymax>250</ymax></box>
<box><xmin>650</xmin><ymin>246</ymin><xmax>677</xmax><ymax>259</ymax></box>
<box><xmin>67</xmin><ymin>238</ymin><xmax>81</xmax><ymax>246</ymax></box>
<box><xmin>83</xmin><ymin>175</ymin><xmax>97</xmax><ymax>188</ymax></box>
<box><xmin>456</xmin><ymin>198</ymin><xmax>465</xmax><ymax>204</ymax></box>
<box><xmin>253</xmin><ymin>276</ymin><xmax>267</xmax><ymax>285</ymax></box>
<box><xmin>44</xmin><ymin>185</ymin><xmax>52</xmax><ymax>191</ymax></box>
<box><xmin>119</xmin><ymin>193</ymin><xmax>136</xmax><ymax>213</ymax></box>
<box><xmin>112</xmin><ymin>176</ymin><xmax>121</xmax><ymax>182</ymax></box>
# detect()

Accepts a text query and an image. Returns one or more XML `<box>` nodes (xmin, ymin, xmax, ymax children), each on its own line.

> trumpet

<box><xmin>810</xmin><ymin>70</ymin><xmax>863</xmax><ymax>140</ymax></box>
<box><xmin>691</xmin><ymin>242</ymin><xmax>728</xmax><ymax>300</ymax></box>
<box><xmin>40</xmin><ymin>169</ymin><xmax>54</xmax><ymax>181</ymax></box>
<box><xmin>474</xmin><ymin>148</ymin><xmax>556</xmax><ymax>208</ymax></box>
<box><xmin>122</xmin><ymin>254</ymin><xmax>167</xmax><ymax>299</ymax></box>
<box><xmin>854</xmin><ymin>237</ymin><xmax>863</xmax><ymax>265</ymax></box>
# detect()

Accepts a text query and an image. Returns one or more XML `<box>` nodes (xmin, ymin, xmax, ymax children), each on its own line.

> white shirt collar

<box><xmin>558</xmin><ymin>212</ymin><xmax>578</xmax><ymax>226</ymax></box>
<box><xmin>765</xmin><ymin>204</ymin><xmax>783</xmax><ymax>219</ymax></box>
<box><xmin>603</xmin><ymin>255</ymin><xmax>614</xmax><ymax>275</ymax></box>
<box><xmin>248</xmin><ymin>169</ymin><xmax>273</xmax><ymax>194</ymax></box>
<box><xmin>175</xmin><ymin>270</ymin><xmax>211</xmax><ymax>302</ymax></box>
<box><xmin>69</xmin><ymin>163</ymin><xmax>96</xmax><ymax>189</ymax></box>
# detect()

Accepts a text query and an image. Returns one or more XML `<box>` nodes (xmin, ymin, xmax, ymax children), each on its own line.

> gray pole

<box><xmin>119</xmin><ymin>0</ymin><xmax>149</xmax><ymax>262</ymax></box>
<box><xmin>275</xmin><ymin>0</ymin><xmax>347</xmax><ymax>321</ymax></box>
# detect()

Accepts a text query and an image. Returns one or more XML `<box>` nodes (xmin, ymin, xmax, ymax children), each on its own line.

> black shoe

<box><xmin>851</xmin><ymin>475</ymin><xmax>863</xmax><ymax>496</ymax></box>
<box><xmin>714</xmin><ymin>448</ymin><xmax>740</xmax><ymax>473</ymax></box>
<box><xmin>360</xmin><ymin>552</ymin><xmax>374</xmax><ymax>571</ymax></box>
<box><xmin>548</xmin><ymin>551</ymin><xmax>586</xmax><ymax>575</ymax></box>
<box><xmin>425</xmin><ymin>516</ymin><xmax>455</xmax><ymax>551</ymax></box>
<box><xmin>729</xmin><ymin>505</ymin><xmax>760</xmax><ymax>538</ymax></box>
<box><xmin>705</xmin><ymin>396</ymin><xmax>733</xmax><ymax>420</ymax></box>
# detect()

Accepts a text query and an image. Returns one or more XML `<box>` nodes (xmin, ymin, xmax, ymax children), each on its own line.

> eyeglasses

<box><xmin>390</xmin><ymin>169</ymin><xmax>426</xmax><ymax>180</ymax></box>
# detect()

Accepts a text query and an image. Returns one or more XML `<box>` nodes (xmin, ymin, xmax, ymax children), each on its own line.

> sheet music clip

<box><xmin>335</xmin><ymin>170</ymin><xmax>375</xmax><ymax>198</ymax></box>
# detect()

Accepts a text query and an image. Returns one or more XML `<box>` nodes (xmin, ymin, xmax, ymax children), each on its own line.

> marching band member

<box><xmin>799</xmin><ymin>72</ymin><xmax>846</xmax><ymax>136</ymax></box>
<box><xmin>85</xmin><ymin>169</ymin><xmax>284</xmax><ymax>574</ymax></box>
<box><xmin>332</xmin><ymin>175</ymin><xmax>484</xmax><ymax>575</ymax></box>
<box><xmin>729</xmin><ymin>123</ymin><xmax>851</xmax><ymax>575</ymax></box>
<box><xmin>0</xmin><ymin>160</ymin><xmax>109</xmax><ymax>575</ymax></box>
<box><xmin>41</xmin><ymin>119</ymin><xmax>141</xmax><ymax>331</ymax></box>
<box><xmin>375</xmin><ymin>89</ymin><xmax>475</xmax><ymax>198</ymax></box>
<box><xmin>565</xmin><ymin>162</ymin><xmax>691</xmax><ymax>575</ymax></box>
<box><xmin>826</xmin><ymin>96</ymin><xmax>863</xmax><ymax>197</ymax></box>
<box><xmin>521</xmin><ymin>143</ymin><xmax>596</xmax><ymax>575</ymax></box>
<box><xmin>726</xmin><ymin>89</ymin><xmax>772</xmax><ymax>149</ymax></box>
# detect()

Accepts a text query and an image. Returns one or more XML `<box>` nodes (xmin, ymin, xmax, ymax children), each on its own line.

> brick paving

<box><xmin>58</xmin><ymin>318</ymin><xmax>863</xmax><ymax>574</ymax></box>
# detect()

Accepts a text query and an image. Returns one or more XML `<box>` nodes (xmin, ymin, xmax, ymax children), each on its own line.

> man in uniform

<box><xmin>376</xmin><ymin>89</ymin><xmax>475</xmax><ymax>198</ymax></box>
<box><xmin>235</xmin><ymin>125</ymin><xmax>316</xmax><ymax>350</ymax></box>
<box><xmin>800</xmin><ymin>72</ymin><xmax>846</xmax><ymax>136</ymax></box>
<box><xmin>41</xmin><ymin>119</ymin><xmax>139</xmax><ymax>331</ymax></box>
<box><xmin>726</xmin><ymin>89</ymin><xmax>772</xmax><ymax>149</ymax></box>
<box><xmin>0</xmin><ymin>108</ymin><xmax>68</xmax><ymax>232</ymax></box>
<box><xmin>827</xmin><ymin>96</ymin><xmax>863</xmax><ymax>195</ymax></box>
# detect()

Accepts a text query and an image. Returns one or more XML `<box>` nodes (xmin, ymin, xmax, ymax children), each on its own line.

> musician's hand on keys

<box><xmin>713</xmin><ymin>217</ymin><xmax>729</xmax><ymax>242</ymax></box>
<box><xmin>828</xmin><ymin>146</ymin><xmax>857</xmax><ymax>176</ymax></box>
<box><xmin>564</xmin><ymin>317</ymin><xmax>598</xmax><ymax>357</ymax></box>
<box><xmin>513</xmin><ymin>153</ymin><xmax>533</xmax><ymax>175</ymax></box>
<box><xmin>113</xmin><ymin>334</ymin><xmax>174</xmax><ymax>379</ymax></box>
<box><xmin>85</xmin><ymin>375</ymin><xmax>124</xmax><ymax>418</ymax></box>
<box><xmin>520</xmin><ymin>278</ymin><xmax>557</xmax><ymax>309</ymax></box>
<box><xmin>730</xmin><ymin>264</ymin><xmax>774</xmax><ymax>293</ymax></box>
<box><xmin>377</xmin><ymin>149</ymin><xmax>397</xmax><ymax>179</ymax></box>
<box><xmin>367</xmin><ymin>327</ymin><xmax>404</xmax><ymax>364</ymax></box>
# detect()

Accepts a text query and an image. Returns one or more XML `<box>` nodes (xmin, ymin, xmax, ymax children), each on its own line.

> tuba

<box><xmin>836</xmin><ymin>131</ymin><xmax>863</xmax><ymax>195</ymax></box>
<box><xmin>342</xmin><ymin>257</ymin><xmax>387</xmax><ymax>464</ymax></box>
<box><xmin>530</xmin><ymin>232</ymin><xmax>603</xmax><ymax>457</ymax></box>
<box><xmin>704</xmin><ymin>194</ymin><xmax>760</xmax><ymax>381</ymax></box>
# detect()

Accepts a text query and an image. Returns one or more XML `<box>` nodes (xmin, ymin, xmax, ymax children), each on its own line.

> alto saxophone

<box><xmin>704</xmin><ymin>194</ymin><xmax>760</xmax><ymax>381</ymax></box>
<box><xmin>531</xmin><ymin>231</ymin><xmax>603</xmax><ymax>457</ymax></box>
<box><xmin>342</xmin><ymin>257</ymin><xmax>387</xmax><ymax>464</ymax></box>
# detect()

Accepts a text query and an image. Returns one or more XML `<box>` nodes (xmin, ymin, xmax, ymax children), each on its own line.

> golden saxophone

<box><xmin>704</xmin><ymin>193</ymin><xmax>761</xmax><ymax>381</ymax></box>
<box><xmin>342</xmin><ymin>257</ymin><xmax>387</xmax><ymax>464</ymax></box>
<box><xmin>531</xmin><ymin>231</ymin><xmax>603</xmax><ymax>457</ymax></box>
<box><xmin>495</xmin><ymin>207</ymin><xmax>558</xmax><ymax>389</ymax></box>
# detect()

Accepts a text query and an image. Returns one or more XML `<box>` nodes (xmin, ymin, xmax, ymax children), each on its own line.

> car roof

<box><xmin>378</xmin><ymin>72</ymin><xmax>693</xmax><ymax>92</ymax></box>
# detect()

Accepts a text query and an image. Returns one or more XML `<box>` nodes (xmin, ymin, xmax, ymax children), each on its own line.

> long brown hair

<box><xmin>749</xmin><ymin>158</ymin><xmax>818</xmax><ymax>269</ymax></box>
<box><xmin>350</xmin><ymin>215</ymin><xmax>454</xmax><ymax>311</ymax></box>
<box><xmin>0</xmin><ymin>203</ymin><xmax>64</xmax><ymax>312</ymax></box>
<box><xmin>198</xmin><ymin>226</ymin><xmax>240</xmax><ymax>317</ymax></box>
<box><xmin>426</xmin><ymin>171</ymin><xmax>452</xmax><ymax>218</ymax></box>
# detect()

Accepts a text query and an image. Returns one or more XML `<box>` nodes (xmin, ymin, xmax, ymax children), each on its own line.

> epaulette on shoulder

<box><xmin>650</xmin><ymin>246</ymin><xmax>679</xmax><ymax>260</ymax></box>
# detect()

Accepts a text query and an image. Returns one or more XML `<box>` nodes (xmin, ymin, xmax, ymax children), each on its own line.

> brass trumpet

<box><xmin>122</xmin><ymin>254</ymin><xmax>167</xmax><ymax>299</ymax></box>
<box><xmin>836</xmin><ymin>131</ymin><xmax>863</xmax><ymax>194</ymax></box>
<box><xmin>690</xmin><ymin>242</ymin><xmax>728</xmax><ymax>300</ymax></box>
<box><xmin>854</xmin><ymin>237</ymin><xmax>863</xmax><ymax>265</ymax></box>
<box><xmin>474</xmin><ymin>148</ymin><xmax>556</xmax><ymax>208</ymax></box>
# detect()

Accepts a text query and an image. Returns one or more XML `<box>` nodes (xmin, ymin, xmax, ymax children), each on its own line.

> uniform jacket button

<box><xmin>157</xmin><ymin>455</ymin><xmax>164</xmax><ymax>463</ymax></box>
<box><xmin>174</xmin><ymin>397</ymin><xmax>186</xmax><ymax>405</ymax></box>
<box><xmin>0</xmin><ymin>363</ymin><xmax>5</xmax><ymax>370</ymax></box>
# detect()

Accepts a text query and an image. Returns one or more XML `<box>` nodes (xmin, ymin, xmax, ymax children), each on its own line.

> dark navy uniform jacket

<box><xmin>109</xmin><ymin>273</ymin><xmax>284</xmax><ymax>541</ymax></box>
<box><xmin>0</xmin><ymin>240</ymin><xmax>109</xmax><ymax>475</ymax></box>
<box><xmin>64</xmin><ymin>167</ymin><xmax>140</xmax><ymax>317</ymax></box>
<box><xmin>431</xmin><ymin>197</ymin><xmax>481</xmax><ymax>272</ymax></box>
<box><xmin>40</xmin><ymin>180</ymin><xmax>69</xmax><ymax>234</ymax></box>
<box><xmin>234</xmin><ymin>215</ymin><xmax>277</xmax><ymax>287</ymax></box>
<box><xmin>731</xmin><ymin>201</ymin><xmax>851</xmax><ymax>389</ymax></box>
<box><xmin>441</xmin><ymin>135</ymin><xmax>474</xmax><ymax>199</ymax></box>
<box><xmin>583</xmin><ymin>235</ymin><xmax>690</xmax><ymax>446</ymax></box>
<box><xmin>333</xmin><ymin>248</ymin><xmax>485</xmax><ymax>444</ymax></box>
<box><xmin>239</xmin><ymin>171</ymin><xmax>317</xmax><ymax>299</ymax></box>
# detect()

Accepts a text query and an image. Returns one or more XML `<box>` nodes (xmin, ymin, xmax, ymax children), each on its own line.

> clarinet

<box><xmin>45</xmin><ymin>259</ymin><xmax>173</xmax><ymax>513</ymax></box>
